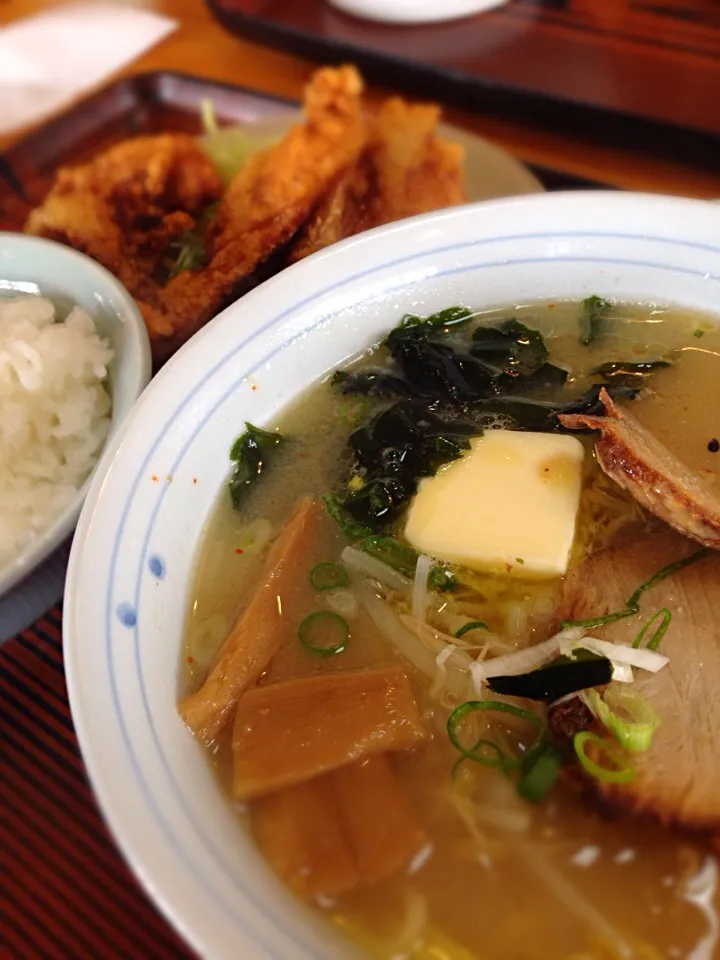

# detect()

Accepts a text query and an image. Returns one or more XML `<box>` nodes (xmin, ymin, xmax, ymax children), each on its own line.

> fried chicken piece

<box><xmin>25</xmin><ymin>133</ymin><xmax>223</xmax><ymax>301</ymax></box>
<box><xmin>369</xmin><ymin>98</ymin><xmax>465</xmax><ymax>223</ymax></box>
<box><xmin>25</xmin><ymin>188</ymin><xmax>132</xmax><ymax>287</ymax></box>
<box><xmin>144</xmin><ymin>65</ymin><xmax>368</xmax><ymax>359</ymax></box>
<box><xmin>289</xmin><ymin>97</ymin><xmax>465</xmax><ymax>263</ymax></box>
<box><xmin>25</xmin><ymin>67</ymin><xmax>466</xmax><ymax>365</ymax></box>
<box><xmin>285</xmin><ymin>148</ymin><xmax>376</xmax><ymax>263</ymax></box>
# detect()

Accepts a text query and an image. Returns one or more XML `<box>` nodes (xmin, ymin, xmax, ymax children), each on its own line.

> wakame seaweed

<box><xmin>322</xmin><ymin>494</ymin><xmax>456</xmax><ymax>591</ymax></box>
<box><xmin>579</xmin><ymin>295</ymin><xmax>611</xmax><ymax>346</ymax></box>
<box><xmin>487</xmin><ymin>655</ymin><xmax>613</xmax><ymax>702</ymax></box>
<box><xmin>593</xmin><ymin>359</ymin><xmax>671</xmax><ymax>380</ymax></box>
<box><xmin>329</xmin><ymin>304</ymin><xmax>654</xmax><ymax>534</ymax></box>
<box><xmin>229</xmin><ymin>423</ymin><xmax>284</xmax><ymax>508</ymax></box>
<box><xmin>343</xmin><ymin>401</ymin><xmax>478</xmax><ymax>528</ymax></box>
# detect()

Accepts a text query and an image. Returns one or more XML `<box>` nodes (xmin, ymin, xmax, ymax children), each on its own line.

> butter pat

<box><xmin>404</xmin><ymin>430</ymin><xmax>584</xmax><ymax>578</ymax></box>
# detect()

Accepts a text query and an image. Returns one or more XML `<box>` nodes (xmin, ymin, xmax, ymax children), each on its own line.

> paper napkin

<box><xmin>0</xmin><ymin>3</ymin><xmax>177</xmax><ymax>136</ymax></box>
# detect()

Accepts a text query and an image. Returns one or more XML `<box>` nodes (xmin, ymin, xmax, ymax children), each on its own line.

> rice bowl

<box><xmin>0</xmin><ymin>232</ymin><xmax>151</xmax><ymax>600</ymax></box>
<box><xmin>0</xmin><ymin>296</ymin><xmax>113</xmax><ymax>570</ymax></box>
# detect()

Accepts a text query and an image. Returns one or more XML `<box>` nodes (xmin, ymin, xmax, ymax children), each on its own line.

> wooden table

<box><xmin>0</xmin><ymin>3</ymin><xmax>718</xmax><ymax>960</ymax></box>
<box><xmin>1</xmin><ymin>0</ymin><xmax>719</xmax><ymax>198</ymax></box>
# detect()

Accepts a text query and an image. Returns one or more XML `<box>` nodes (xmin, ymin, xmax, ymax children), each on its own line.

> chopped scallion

<box><xmin>561</xmin><ymin>548</ymin><xmax>710</xmax><ymax>631</ymax></box>
<box><xmin>633</xmin><ymin>608</ymin><xmax>671</xmax><ymax>651</ymax></box>
<box><xmin>447</xmin><ymin>700</ymin><xmax>545</xmax><ymax>773</ymax></box>
<box><xmin>573</xmin><ymin>731</ymin><xmax>635</xmax><ymax>784</ymax></box>
<box><xmin>309</xmin><ymin>562</ymin><xmax>349</xmax><ymax>591</ymax></box>
<box><xmin>298</xmin><ymin>611</ymin><xmax>349</xmax><ymax>656</ymax></box>
<box><xmin>455</xmin><ymin>620</ymin><xmax>489</xmax><ymax>639</ymax></box>
<box><xmin>517</xmin><ymin>744</ymin><xmax>563</xmax><ymax>803</ymax></box>
<box><xmin>583</xmin><ymin>687</ymin><xmax>660</xmax><ymax>754</ymax></box>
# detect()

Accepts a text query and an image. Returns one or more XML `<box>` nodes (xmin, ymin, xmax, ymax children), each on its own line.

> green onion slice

<box><xmin>447</xmin><ymin>700</ymin><xmax>545</xmax><ymax>773</ymax></box>
<box><xmin>298</xmin><ymin>611</ymin><xmax>349</xmax><ymax>656</ymax></box>
<box><xmin>455</xmin><ymin>621</ymin><xmax>489</xmax><ymax>639</ymax></box>
<box><xmin>584</xmin><ymin>687</ymin><xmax>660</xmax><ymax>754</ymax></box>
<box><xmin>517</xmin><ymin>744</ymin><xmax>564</xmax><ymax>803</ymax></box>
<box><xmin>573</xmin><ymin>731</ymin><xmax>635</xmax><ymax>783</ymax></box>
<box><xmin>309</xmin><ymin>562</ymin><xmax>349</xmax><ymax>591</ymax></box>
<box><xmin>633</xmin><ymin>608</ymin><xmax>671</xmax><ymax>651</ymax></box>
<box><xmin>561</xmin><ymin>548</ymin><xmax>710</xmax><ymax>631</ymax></box>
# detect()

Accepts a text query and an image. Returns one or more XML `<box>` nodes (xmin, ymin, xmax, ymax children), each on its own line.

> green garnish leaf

<box><xmin>309</xmin><ymin>562</ymin><xmax>349</xmax><ymax>591</ymax></box>
<box><xmin>517</xmin><ymin>744</ymin><xmax>563</xmax><ymax>803</ymax></box>
<box><xmin>322</xmin><ymin>495</ymin><xmax>456</xmax><ymax>591</ymax></box>
<box><xmin>455</xmin><ymin>620</ymin><xmax>488</xmax><ymax>639</ymax></box>
<box><xmin>574</xmin><ymin>730</ymin><xmax>636</xmax><ymax>783</ymax></box>
<box><xmin>584</xmin><ymin>687</ymin><xmax>660</xmax><ymax>754</ymax></box>
<box><xmin>393</xmin><ymin>305</ymin><xmax>475</xmax><ymax>338</ymax></box>
<box><xmin>633</xmin><ymin>608</ymin><xmax>672</xmax><ymax>651</ymax></box>
<box><xmin>228</xmin><ymin>423</ymin><xmax>284</xmax><ymax>509</ymax></box>
<box><xmin>165</xmin><ymin>229</ymin><xmax>207</xmax><ymax>279</ymax></box>
<box><xmin>694</xmin><ymin>328</ymin><xmax>705</xmax><ymax>339</ymax></box>
<box><xmin>322</xmin><ymin>493</ymin><xmax>374</xmax><ymax>541</ymax></box>
<box><xmin>298</xmin><ymin>610</ymin><xmax>349</xmax><ymax>656</ymax></box>
<box><xmin>360</xmin><ymin>535</ymin><xmax>418</xmax><ymax>577</ymax></box>
<box><xmin>199</xmin><ymin>99</ymin><xmax>283</xmax><ymax>183</ymax></box>
<box><xmin>447</xmin><ymin>700</ymin><xmax>545</xmax><ymax>773</ymax></box>
<box><xmin>580</xmin><ymin>295</ymin><xmax>611</xmax><ymax>346</ymax></box>
<box><xmin>561</xmin><ymin>548</ymin><xmax>710</xmax><ymax>631</ymax></box>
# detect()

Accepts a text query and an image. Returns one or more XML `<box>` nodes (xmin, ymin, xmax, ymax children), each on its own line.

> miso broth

<box><xmin>183</xmin><ymin>300</ymin><xmax>720</xmax><ymax>960</ymax></box>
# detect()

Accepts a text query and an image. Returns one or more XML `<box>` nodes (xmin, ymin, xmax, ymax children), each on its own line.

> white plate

<box><xmin>327</xmin><ymin>0</ymin><xmax>511</xmax><ymax>25</ymax></box>
<box><xmin>64</xmin><ymin>193</ymin><xmax>720</xmax><ymax>960</ymax></box>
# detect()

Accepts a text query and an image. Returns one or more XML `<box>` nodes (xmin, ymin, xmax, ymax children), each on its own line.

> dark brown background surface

<box><xmin>209</xmin><ymin>0</ymin><xmax>720</xmax><ymax>135</ymax></box>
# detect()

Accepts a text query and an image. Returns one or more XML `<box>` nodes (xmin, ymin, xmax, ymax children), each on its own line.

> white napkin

<box><xmin>0</xmin><ymin>3</ymin><xmax>177</xmax><ymax>136</ymax></box>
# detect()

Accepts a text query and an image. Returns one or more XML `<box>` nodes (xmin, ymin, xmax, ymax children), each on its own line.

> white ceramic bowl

<box><xmin>64</xmin><ymin>193</ymin><xmax>720</xmax><ymax>960</ymax></box>
<box><xmin>0</xmin><ymin>234</ymin><xmax>152</xmax><ymax>597</ymax></box>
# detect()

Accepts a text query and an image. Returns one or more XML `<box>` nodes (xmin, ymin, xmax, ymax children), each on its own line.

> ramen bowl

<box><xmin>64</xmin><ymin>193</ymin><xmax>720</xmax><ymax>960</ymax></box>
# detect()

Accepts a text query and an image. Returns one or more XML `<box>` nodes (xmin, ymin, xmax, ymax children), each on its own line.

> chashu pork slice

<box><xmin>559</xmin><ymin>388</ymin><xmax>720</xmax><ymax>548</ymax></box>
<box><xmin>559</xmin><ymin>529</ymin><xmax>720</xmax><ymax>830</ymax></box>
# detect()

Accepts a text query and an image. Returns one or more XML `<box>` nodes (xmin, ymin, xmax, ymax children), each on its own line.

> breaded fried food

<box><xmin>25</xmin><ymin>133</ymin><xmax>223</xmax><ymax>298</ymax></box>
<box><xmin>142</xmin><ymin>65</ymin><xmax>368</xmax><ymax>359</ymax></box>
<box><xmin>25</xmin><ymin>65</ymin><xmax>466</xmax><ymax>365</ymax></box>
<box><xmin>289</xmin><ymin>98</ymin><xmax>465</xmax><ymax>262</ymax></box>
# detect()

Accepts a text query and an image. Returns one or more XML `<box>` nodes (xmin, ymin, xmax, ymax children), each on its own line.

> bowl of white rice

<box><xmin>0</xmin><ymin>233</ymin><xmax>151</xmax><ymax>598</ymax></box>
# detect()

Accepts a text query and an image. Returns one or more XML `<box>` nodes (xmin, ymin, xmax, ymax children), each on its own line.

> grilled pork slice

<box><xmin>559</xmin><ymin>530</ymin><xmax>720</xmax><ymax>830</ymax></box>
<box><xmin>559</xmin><ymin>389</ymin><xmax>720</xmax><ymax>548</ymax></box>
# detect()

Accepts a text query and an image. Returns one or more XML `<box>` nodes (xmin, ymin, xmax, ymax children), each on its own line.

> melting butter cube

<box><xmin>404</xmin><ymin>430</ymin><xmax>584</xmax><ymax>578</ymax></box>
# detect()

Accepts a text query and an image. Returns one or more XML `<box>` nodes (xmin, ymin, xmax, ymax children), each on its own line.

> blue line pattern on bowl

<box><xmin>102</xmin><ymin>232</ymin><xmax>720</xmax><ymax>957</ymax></box>
<box><xmin>116</xmin><ymin>603</ymin><xmax>137</xmax><ymax>628</ymax></box>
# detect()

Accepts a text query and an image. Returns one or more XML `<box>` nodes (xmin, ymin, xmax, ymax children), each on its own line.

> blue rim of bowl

<box><xmin>68</xmin><ymin>206</ymin><xmax>720</xmax><ymax>958</ymax></box>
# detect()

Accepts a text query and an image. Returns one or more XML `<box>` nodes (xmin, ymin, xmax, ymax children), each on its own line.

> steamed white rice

<box><xmin>0</xmin><ymin>296</ymin><xmax>113</xmax><ymax>570</ymax></box>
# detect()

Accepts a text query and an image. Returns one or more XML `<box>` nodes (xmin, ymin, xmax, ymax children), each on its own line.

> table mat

<box><xmin>0</xmin><ymin>608</ymin><xmax>195</xmax><ymax>960</ymax></box>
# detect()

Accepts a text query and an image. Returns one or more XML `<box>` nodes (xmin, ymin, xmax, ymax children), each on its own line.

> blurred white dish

<box><xmin>327</xmin><ymin>0</ymin><xmax>510</xmax><ymax>25</ymax></box>
<box><xmin>64</xmin><ymin>193</ymin><xmax>719</xmax><ymax>960</ymax></box>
